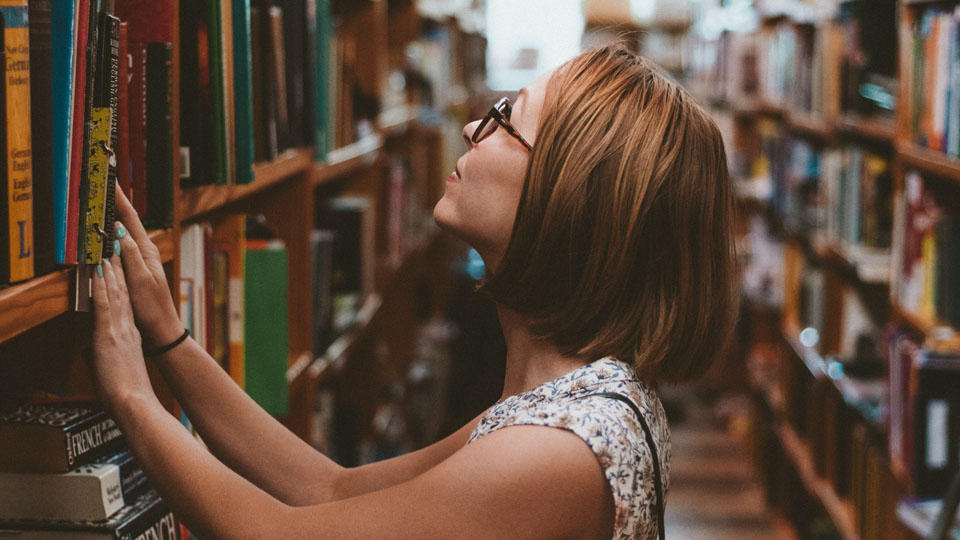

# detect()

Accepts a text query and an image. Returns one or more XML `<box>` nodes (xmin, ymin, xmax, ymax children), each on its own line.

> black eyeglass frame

<box><xmin>471</xmin><ymin>97</ymin><xmax>533</xmax><ymax>151</ymax></box>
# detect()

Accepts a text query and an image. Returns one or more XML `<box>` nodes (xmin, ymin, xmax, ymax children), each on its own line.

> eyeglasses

<box><xmin>471</xmin><ymin>97</ymin><xmax>533</xmax><ymax>151</ymax></box>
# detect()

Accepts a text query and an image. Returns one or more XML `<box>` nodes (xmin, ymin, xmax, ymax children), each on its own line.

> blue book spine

<box><xmin>50</xmin><ymin>0</ymin><xmax>75</xmax><ymax>264</ymax></box>
<box><xmin>232</xmin><ymin>0</ymin><xmax>254</xmax><ymax>184</ymax></box>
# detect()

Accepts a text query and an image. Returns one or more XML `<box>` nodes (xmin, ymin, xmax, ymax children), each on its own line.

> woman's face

<box><xmin>433</xmin><ymin>70</ymin><xmax>552</xmax><ymax>270</ymax></box>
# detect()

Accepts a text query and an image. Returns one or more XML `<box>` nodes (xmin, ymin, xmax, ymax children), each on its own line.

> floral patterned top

<box><xmin>467</xmin><ymin>357</ymin><xmax>671</xmax><ymax>540</ymax></box>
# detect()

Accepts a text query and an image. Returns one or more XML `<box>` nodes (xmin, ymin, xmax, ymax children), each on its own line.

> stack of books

<box><xmin>0</xmin><ymin>399</ymin><xmax>180</xmax><ymax>538</ymax></box>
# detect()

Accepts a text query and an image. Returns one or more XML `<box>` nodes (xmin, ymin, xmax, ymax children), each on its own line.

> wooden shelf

<box><xmin>896</xmin><ymin>140</ymin><xmax>960</xmax><ymax>185</ymax></box>
<box><xmin>788</xmin><ymin>114</ymin><xmax>836</xmax><ymax>141</ymax></box>
<box><xmin>177</xmin><ymin>147</ymin><xmax>314</xmax><ymax>223</ymax></box>
<box><xmin>377</xmin><ymin>106</ymin><xmax>421</xmax><ymax>138</ymax></box>
<box><xmin>890</xmin><ymin>300</ymin><xmax>960</xmax><ymax>347</ymax></box>
<box><xmin>312</xmin><ymin>134</ymin><xmax>383</xmax><ymax>186</ymax></box>
<box><xmin>0</xmin><ymin>229</ymin><xmax>174</xmax><ymax>343</ymax></box>
<box><xmin>777</xmin><ymin>422</ymin><xmax>860</xmax><ymax>540</ymax></box>
<box><xmin>836</xmin><ymin>114</ymin><xmax>896</xmax><ymax>144</ymax></box>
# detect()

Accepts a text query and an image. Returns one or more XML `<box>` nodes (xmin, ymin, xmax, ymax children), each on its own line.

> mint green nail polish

<box><xmin>114</xmin><ymin>239</ymin><xmax>121</xmax><ymax>255</ymax></box>
<box><xmin>96</xmin><ymin>264</ymin><xmax>103</xmax><ymax>277</ymax></box>
<box><xmin>115</xmin><ymin>225</ymin><xmax>127</xmax><ymax>239</ymax></box>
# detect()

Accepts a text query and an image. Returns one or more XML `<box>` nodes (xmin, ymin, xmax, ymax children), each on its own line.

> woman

<box><xmin>91</xmin><ymin>45</ymin><xmax>737</xmax><ymax>539</ymax></box>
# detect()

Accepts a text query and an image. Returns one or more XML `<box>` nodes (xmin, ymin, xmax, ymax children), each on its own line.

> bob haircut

<box><xmin>479</xmin><ymin>45</ymin><xmax>739</xmax><ymax>383</ymax></box>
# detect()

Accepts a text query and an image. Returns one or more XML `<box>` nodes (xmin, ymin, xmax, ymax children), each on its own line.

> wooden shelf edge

<box><xmin>312</xmin><ymin>134</ymin><xmax>384</xmax><ymax>186</ymax></box>
<box><xmin>836</xmin><ymin>114</ymin><xmax>896</xmax><ymax>143</ymax></box>
<box><xmin>0</xmin><ymin>269</ymin><xmax>72</xmax><ymax>343</ymax></box>
<box><xmin>377</xmin><ymin>106</ymin><xmax>421</xmax><ymax>137</ymax></box>
<box><xmin>777</xmin><ymin>422</ymin><xmax>860</xmax><ymax>540</ymax></box>
<box><xmin>896</xmin><ymin>140</ymin><xmax>960</xmax><ymax>185</ymax></box>
<box><xmin>177</xmin><ymin>147</ymin><xmax>314</xmax><ymax>222</ymax></box>
<box><xmin>149</xmin><ymin>229</ymin><xmax>176</xmax><ymax>263</ymax></box>
<box><xmin>788</xmin><ymin>114</ymin><xmax>836</xmax><ymax>140</ymax></box>
<box><xmin>890</xmin><ymin>300</ymin><xmax>960</xmax><ymax>346</ymax></box>
<box><xmin>0</xmin><ymin>229</ymin><xmax>174</xmax><ymax>343</ymax></box>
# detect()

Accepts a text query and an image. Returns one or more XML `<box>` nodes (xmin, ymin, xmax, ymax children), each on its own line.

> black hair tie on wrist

<box><xmin>144</xmin><ymin>328</ymin><xmax>190</xmax><ymax>357</ymax></box>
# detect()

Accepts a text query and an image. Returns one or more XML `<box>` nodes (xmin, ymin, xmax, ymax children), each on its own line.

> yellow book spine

<box><xmin>82</xmin><ymin>107</ymin><xmax>111</xmax><ymax>263</ymax></box>
<box><xmin>2</xmin><ymin>1</ymin><xmax>33</xmax><ymax>282</ymax></box>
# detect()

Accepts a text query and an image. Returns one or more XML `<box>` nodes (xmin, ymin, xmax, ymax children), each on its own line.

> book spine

<box><xmin>207</xmin><ymin>0</ymin><xmax>227</xmax><ymax>185</ymax></box>
<box><xmin>311</xmin><ymin>0</ymin><xmax>330</xmax><ymax>161</ymax></box>
<box><xmin>244</xmin><ymin>239</ymin><xmax>288</xmax><ymax>416</ymax></box>
<box><xmin>249</xmin><ymin>4</ymin><xmax>266</xmax><ymax>162</ymax></box>
<box><xmin>1</xmin><ymin>1</ymin><xmax>34</xmax><ymax>283</ymax></box>
<box><xmin>144</xmin><ymin>41</ymin><xmax>172</xmax><ymax>229</ymax></box>
<box><xmin>28</xmin><ymin>0</ymin><xmax>52</xmax><ymax>275</ymax></box>
<box><xmin>64</xmin><ymin>0</ymin><xmax>90</xmax><ymax>264</ymax></box>
<box><xmin>100</xmin><ymin>12</ymin><xmax>118</xmax><ymax>258</ymax></box>
<box><xmin>63</xmin><ymin>414</ymin><xmax>123</xmax><ymax>469</ymax></box>
<box><xmin>82</xmin><ymin>12</ymin><xmax>118</xmax><ymax>264</ymax></box>
<box><xmin>267</xmin><ymin>6</ymin><xmax>287</xmax><ymax>154</ymax></box>
<box><xmin>128</xmin><ymin>40</ymin><xmax>146</xmax><ymax>216</ymax></box>
<box><xmin>116</xmin><ymin>21</ymin><xmax>129</xmax><ymax>201</ymax></box>
<box><xmin>50</xmin><ymin>0</ymin><xmax>75</xmax><ymax>264</ymax></box>
<box><xmin>220</xmin><ymin>0</ymin><xmax>235</xmax><ymax>186</ymax></box>
<box><xmin>115</xmin><ymin>492</ymin><xmax>180</xmax><ymax>540</ymax></box>
<box><xmin>0</xmin><ymin>10</ymin><xmax>8</xmax><ymax>284</ymax></box>
<box><xmin>232</xmin><ymin>0</ymin><xmax>253</xmax><ymax>183</ymax></box>
<box><xmin>75</xmin><ymin>0</ymin><xmax>101</xmax><ymax>267</ymax></box>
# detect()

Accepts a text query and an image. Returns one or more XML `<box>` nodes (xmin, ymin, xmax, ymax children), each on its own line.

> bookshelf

<box><xmin>1</xmin><ymin>0</ymin><xmax>488</xmax><ymax>513</ymax></box>
<box><xmin>684</xmin><ymin>0</ymin><xmax>959</xmax><ymax>537</ymax></box>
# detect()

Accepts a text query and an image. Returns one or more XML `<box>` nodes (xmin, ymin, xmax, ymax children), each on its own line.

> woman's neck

<box><xmin>497</xmin><ymin>305</ymin><xmax>591</xmax><ymax>400</ymax></box>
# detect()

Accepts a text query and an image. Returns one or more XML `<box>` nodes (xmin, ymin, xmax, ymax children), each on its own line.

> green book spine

<box><xmin>207</xmin><ymin>0</ymin><xmax>227</xmax><ymax>184</ymax></box>
<box><xmin>232</xmin><ymin>0</ymin><xmax>254</xmax><ymax>184</ymax></box>
<box><xmin>243</xmin><ymin>241</ymin><xmax>288</xmax><ymax>416</ymax></box>
<box><xmin>312</xmin><ymin>0</ymin><xmax>330</xmax><ymax>161</ymax></box>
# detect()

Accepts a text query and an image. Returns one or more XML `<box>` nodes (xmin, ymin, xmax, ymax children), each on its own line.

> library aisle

<box><xmin>663</xmin><ymin>389</ymin><xmax>794</xmax><ymax>540</ymax></box>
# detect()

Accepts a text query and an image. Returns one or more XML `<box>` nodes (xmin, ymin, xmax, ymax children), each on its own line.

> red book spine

<box><xmin>116</xmin><ymin>21</ymin><xmax>131</xmax><ymax>201</ymax></box>
<box><xmin>64</xmin><ymin>0</ymin><xmax>91</xmax><ymax>264</ymax></box>
<box><xmin>128</xmin><ymin>41</ymin><xmax>147</xmax><ymax>217</ymax></box>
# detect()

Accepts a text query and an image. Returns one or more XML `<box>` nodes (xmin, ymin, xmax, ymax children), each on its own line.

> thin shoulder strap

<box><xmin>578</xmin><ymin>391</ymin><xmax>666</xmax><ymax>540</ymax></box>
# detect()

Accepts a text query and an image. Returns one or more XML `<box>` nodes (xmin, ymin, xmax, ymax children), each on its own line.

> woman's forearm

<box><xmin>113</xmin><ymin>393</ymin><xmax>292</xmax><ymax>539</ymax></box>
<box><xmin>151</xmin><ymin>336</ymin><xmax>343</xmax><ymax>505</ymax></box>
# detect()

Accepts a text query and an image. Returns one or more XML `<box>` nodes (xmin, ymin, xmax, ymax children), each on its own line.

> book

<box><xmin>115</xmin><ymin>21</ymin><xmax>129</xmax><ymax>200</ymax></box>
<box><xmin>911</xmin><ymin>350</ymin><xmax>960</xmax><ymax>496</ymax></box>
<box><xmin>50</xmin><ymin>0</ymin><xmax>76</xmax><ymax>264</ymax></box>
<box><xmin>232</xmin><ymin>0</ymin><xmax>254</xmax><ymax>183</ymax></box>
<box><xmin>244</xmin><ymin>229</ymin><xmax>288</xmax><ymax>417</ymax></box>
<box><xmin>0</xmin><ymin>489</ymin><xmax>179</xmax><ymax>539</ymax></box>
<box><xmin>317</xmin><ymin>196</ymin><xmax>374</xmax><ymax>334</ymax></box>
<box><xmin>82</xmin><ymin>11</ymin><xmax>120</xmax><ymax>264</ymax></box>
<box><xmin>63</xmin><ymin>0</ymin><xmax>90</xmax><ymax>265</ymax></box>
<box><xmin>0</xmin><ymin>401</ymin><xmax>124</xmax><ymax>474</ymax></box>
<box><xmin>0</xmin><ymin>456</ymin><xmax>129</xmax><ymax>521</ymax></box>
<box><xmin>310</xmin><ymin>0</ymin><xmax>331</xmax><ymax>160</ymax></box>
<box><xmin>311</xmin><ymin>228</ymin><xmax>333</xmax><ymax>357</ymax></box>
<box><xmin>211</xmin><ymin>213</ymin><xmax>246</xmax><ymax>387</ymax></box>
<box><xmin>144</xmin><ymin>41</ymin><xmax>173</xmax><ymax>229</ymax></box>
<box><xmin>179</xmin><ymin>223</ymin><xmax>208</xmax><ymax>349</ymax></box>
<box><xmin>177</xmin><ymin>0</ymin><xmax>214</xmax><ymax>187</ymax></box>
<box><xmin>127</xmin><ymin>40</ymin><xmax>146</xmax><ymax>217</ymax></box>
<box><xmin>266</xmin><ymin>5</ymin><xmax>287</xmax><ymax>154</ymax></box>
<box><xmin>28</xmin><ymin>0</ymin><xmax>53</xmax><ymax>276</ymax></box>
<box><xmin>0</xmin><ymin>0</ymin><xmax>34</xmax><ymax>284</ymax></box>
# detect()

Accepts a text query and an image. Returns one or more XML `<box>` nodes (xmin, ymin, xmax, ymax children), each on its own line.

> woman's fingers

<box><xmin>111</xmin><ymin>254</ymin><xmax>129</xmax><ymax>300</ymax></box>
<box><xmin>115</xmin><ymin>184</ymin><xmax>152</xmax><ymax>249</ymax></box>
<box><xmin>115</xmin><ymin>221</ymin><xmax>153</xmax><ymax>282</ymax></box>
<box><xmin>101</xmin><ymin>259</ymin><xmax>119</xmax><ymax>305</ymax></box>
<box><xmin>92</xmin><ymin>263</ymin><xmax>110</xmax><ymax>327</ymax></box>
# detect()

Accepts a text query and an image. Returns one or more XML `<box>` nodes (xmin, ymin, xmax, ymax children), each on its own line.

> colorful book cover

<box><xmin>1</xmin><ymin>0</ymin><xmax>34</xmax><ymax>283</ymax></box>
<box><xmin>49</xmin><ymin>0</ymin><xmax>75</xmax><ymax>264</ymax></box>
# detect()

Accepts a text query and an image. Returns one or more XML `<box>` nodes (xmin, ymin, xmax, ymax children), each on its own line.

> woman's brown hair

<box><xmin>479</xmin><ymin>45</ymin><xmax>739</xmax><ymax>383</ymax></box>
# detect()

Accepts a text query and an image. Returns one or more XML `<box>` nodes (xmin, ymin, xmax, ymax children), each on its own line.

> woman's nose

<box><xmin>462</xmin><ymin>121</ymin><xmax>479</xmax><ymax>149</ymax></box>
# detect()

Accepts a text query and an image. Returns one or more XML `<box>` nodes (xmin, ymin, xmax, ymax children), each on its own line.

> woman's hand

<box><xmin>90</xmin><ymin>256</ymin><xmax>158</xmax><ymax>413</ymax></box>
<box><xmin>112</xmin><ymin>186</ymin><xmax>182</xmax><ymax>349</ymax></box>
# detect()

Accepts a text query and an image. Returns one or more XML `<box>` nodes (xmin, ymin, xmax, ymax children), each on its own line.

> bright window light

<box><xmin>485</xmin><ymin>0</ymin><xmax>584</xmax><ymax>91</ymax></box>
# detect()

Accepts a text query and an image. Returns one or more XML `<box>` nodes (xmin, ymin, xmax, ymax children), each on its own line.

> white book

<box><xmin>0</xmin><ymin>463</ymin><xmax>123</xmax><ymax>521</ymax></box>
